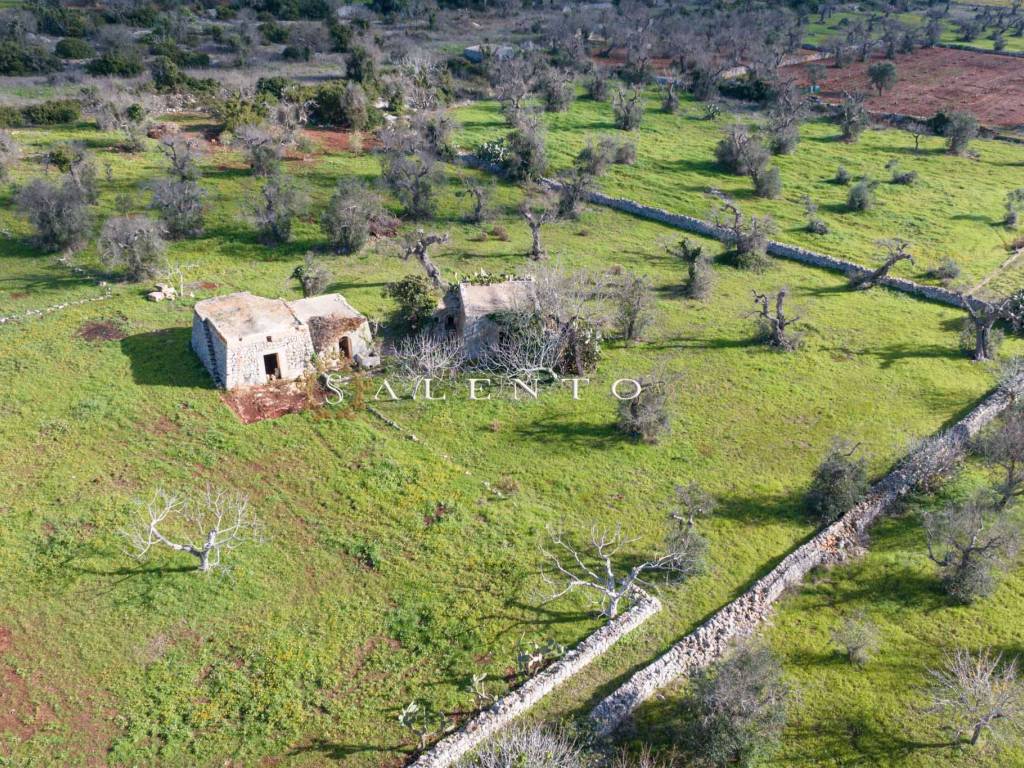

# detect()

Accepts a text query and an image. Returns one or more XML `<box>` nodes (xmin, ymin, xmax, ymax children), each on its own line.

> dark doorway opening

<box><xmin>445</xmin><ymin>315</ymin><xmax>456</xmax><ymax>332</ymax></box>
<box><xmin>339</xmin><ymin>336</ymin><xmax>351</xmax><ymax>359</ymax></box>
<box><xmin>263</xmin><ymin>353</ymin><xmax>280</xmax><ymax>379</ymax></box>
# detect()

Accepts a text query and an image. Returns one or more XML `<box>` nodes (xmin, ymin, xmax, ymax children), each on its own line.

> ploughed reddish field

<box><xmin>785</xmin><ymin>47</ymin><xmax>1024</xmax><ymax>128</ymax></box>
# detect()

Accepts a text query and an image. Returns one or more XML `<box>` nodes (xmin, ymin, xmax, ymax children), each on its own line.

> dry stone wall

<box><xmin>589</xmin><ymin>373</ymin><xmax>1024</xmax><ymax>735</ymax></box>
<box><xmin>408</xmin><ymin>591</ymin><xmax>662</xmax><ymax>768</ymax></box>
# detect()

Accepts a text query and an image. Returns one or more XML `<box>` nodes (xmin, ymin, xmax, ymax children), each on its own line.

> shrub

<box><xmin>715</xmin><ymin>125</ymin><xmax>769</xmax><ymax>176</ymax></box>
<box><xmin>926</xmin><ymin>257</ymin><xmax>961</xmax><ymax>282</ymax></box>
<box><xmin>0</xmin><ymin>40</ymin><xmax>61</xmax><ymax>75</ymax></box>
<box><xmin>846</xmin><ymin>179</ymin><xmax>875</xmax><ymax>212</ymax></box>
<box><xmin>16</xmin><ymin>177</ymin><xmax>90</xmax><ymax>252</ymax></box>
<box><xmin>55</xmin><ymin>37</ymin><xmax>94</xmax><ymax>59</ymax></box>
<box><xmin>86</xmin><ymin>49</ymin><xmax>144</xmax><ymax>77</ymax></box>
<box><xmin>21</xmin><ymin>99</ymin><xmax>80</xmax><ymax>126</ymax></box>
<box><xmin>384</xmin><ymin>274</ymin><xmax>438</xmax><ymax>330</ymax></box>
<box><xmin>586</xmin><ymin>71</ymin><xmax>609</xmax><ymax>101</ymax></box>
<box><xmin>830</xmin><ymin>611</ymin><xmax>880</xmax><ymax>665</ymax></box>
<box><xmin>891</xmin><ymin>168</ymin><xmax>918</xmax><ymax>185</ymax></box>
<box><xmin>805</xmin><ymin>439</ymin><xmax>869</xmax><ymax>525</ymax></box>
<box><xmin>752</xmin><ymin>165</ymin><xmax>782</xmax><ymax>199</ymax></box>
<box><xmin>835</xmin><ymin>165</ymin><xmax>851</xmax><ymax>185</ymax></box>
<box><xmin>253</xmin><ymin>174</ymin><xmax>306</xmax><ymax>244</ymax></box>
<box><xmin>945</xmin><ymin>110</ymin><xmax>978</xmax><ymax>156</ymax></box>
<box><xmin>539</xmin><ymin>71</ymin><xmax>575</xmax><ymax>113</ymax></box>
<box><xmin>503</xmin><ymin>120</ymin><xmax>547</xmax><ymax>181</ymax></box>
<box><xmin>0</xmin><ymin>130</ymin><xmax>18</xmax><ymax>179</ymax></box>
<box><xmin>612</xmin><ymin>87</ymin><xmax>644</xmax><ymax>131</ymax></box>
<box><xmin>489</xmin><ymin>224</ymin><xmax>509</xmax><ymax>241</ymax></box>
<box><xmin>613</xmin><ymin>139</ymin><xmax>637</xmax><ymax>165</ymax></box>
<box><xmin>309</xmin><ymin>81</ymin><xmax>377</xmax><ymax>130</ymax></box>
<box><xmin>463</xmin><ymin>725</ymin><xmax>584</xmax><ymax>768</ymax></box>
<box><xmin>98</xmin><ymin>216</ymin><xmax>166</xmax><ymax>281</ymax></box>
<box><xmin>576</xmin><ymin>139</ymin><xmax>613</xmax><ymax>177</ymax></box>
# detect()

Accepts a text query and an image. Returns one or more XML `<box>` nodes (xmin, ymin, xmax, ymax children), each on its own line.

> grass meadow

<box><xmin>454</xmin><ymin>90</ymin><xmax>1024</xmax><ymax>295</ymax></box>
<box><xmin>0</xmin><ymin>117</ymin><xmax>1020</xmax><ymax>767</ymax></box>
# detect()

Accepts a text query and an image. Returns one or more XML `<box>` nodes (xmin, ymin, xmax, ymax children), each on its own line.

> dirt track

<box><xmin>785</xmin><ymin>47</ymin><xmax>1024</xmax><ymax>128</ymax></box>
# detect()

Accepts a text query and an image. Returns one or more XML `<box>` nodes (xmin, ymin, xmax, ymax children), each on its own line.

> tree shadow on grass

<box><xmin>513</xmin><ymin>415</ymin><xmax>623</xmax><ymax>449</ymax></box>
<box><xmin>858</xmin><ymin>342</ymin><xmax>964</xmax><ymax>369</ymax></box>
<box><xmin>288</xmin><ymin>740</ymin><xmax>403</xmax><ymax>762</ymax></box>
<box><xmin>121</xmin><ymin>327</ymin><xmax>214</xmax><ymax>388</ymax></box>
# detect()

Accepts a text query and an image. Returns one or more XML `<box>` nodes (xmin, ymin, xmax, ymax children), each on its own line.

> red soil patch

<box><xmin>8</xmin><ymin>291</ymin><xmax>28</xmax><ymax>300</ymax></box>
<box><xmin>188</xmin><ymin>280</ymin><xmax>219</xmax><ymax>291</ymax></box>
<box><xmin>0</xmin><ymin>666</ymin><xmax>55</xmax><ymax>744</ymax></box>
<box><xmin>784</xmin><ymin>48</ymin><xmax>1024</xmax><ymax>129</ymax></box>
<box><xmin>76</xmin><ymin>319</ymin><xmax>126</xmax><ymax>342</ymax></box>
<box><xmin>222</xmin><ymin>379</ymin><xmax>324</xmax><ymax>424</ymax></box>
<box><xmin>303</xmin><ymin>127</ymin><xmax>380</xmax><ymax>153</ymax></box>
<box><xmin>0</xmin><ymin>627</ymin><xmax>10</xmax><ymax>653</ymax></box>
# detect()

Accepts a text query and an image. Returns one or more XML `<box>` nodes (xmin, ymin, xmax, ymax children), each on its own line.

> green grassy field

<box><xmin>625</xmin><ymin>466</ymin><xmax>1024</xmax><ymax>768</ymax></box>
<box><xmin>454</xmin><ymin>91</ymin><xmax>1024</xmax><ymax>295</ymax></box>
<box><xmin>0</xmin><ymin>121</ymin><xmax>1020</xmax><ymax>766</ymax></box>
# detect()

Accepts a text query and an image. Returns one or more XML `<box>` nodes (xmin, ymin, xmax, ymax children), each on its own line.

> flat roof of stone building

<box><xmin>458</xmin><ymin>280</ymin><xmax>537</xmax><ymax>319</ymax></box>
<box><xmin>194</xmin><ymin>292</ymin><xmax>365</xmax><ymax>342</ymax></box>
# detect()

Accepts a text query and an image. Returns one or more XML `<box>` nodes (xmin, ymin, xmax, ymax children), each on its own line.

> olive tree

<box><xmin>924</xmin><ymin>491</ymin><xmax>1020</xmax><ymax>603</ymax></box>
<box><xmin>99</xmin><ymin>216</ymin><xmax>166</xmax><ymax>281</ymax></box>
<box><xmin>613</xmin><ymin>270</ymin><xmax>655</xmax><ymax>344</ymax></box>
<box><xmin>678</xmin><ymin>644</ymin><xmax>789</xmax><ymax>768</ymax></box>
<box><xmin>382</xmin><ymin>149</ymin><xmax>440</xmax><ymax>220</ymax></box>
<box><xmin>294</xmin><ymin>252</ymin><xmax>332</xmax><ymax>297</ymax></box>
<box><xmin>617</xmin><ymin>371</ymin><xmax>675</xmax><ymax>444</ymax></box>
<box><xmin>805</xmin><ymin>439</ymin><xmax>869</xmax><ymax>524</ymax></box>
<box><xmin>868</xmin><ymin>61</ymin><xmax>897</xmax><ymax>96</ymax></box>
<box><xmin>320</xmin><ymin>181</ymin><xmax>380</xmax><ymax>254</ymax></box>
<box><xmin>752</xmin><ymin>289</ymin><xmax>803</xmax><ymax>351</ymax></box>
<box><xmin>945</xmin><ymin>111</ymin><xmax>979</xmax><ymax>156</ymax></box>
<box><xmin>850</xmin><ymin>238</ymin><xmax>914</xmax><ymax>289</ymax></box>
<box><xmin>252</xmin><ymin>174</ymin><xmax>306</xmax><ymax>244</ymax></box>
<box><xmin>836</xmin><ymin>92</ymin><xmax>869</xmax><ymax>142</ymax></box>
<box><xmin>0</xmin><ymin>129</ymin><xmax>20</xmax><ymax>179</ymax></box>
<box><xmin>16</xmin><ymin>177</ymin><xmax>91</xmax><ymax>252</ymax></box>
<box><xmin>670</xmin><ymin>238</ymin><xmax>714</xmax><ymax>300</ymax></box>
<box><xmin>830</xmin><ymin>610</ymin><xmax>880</xmax><ymax>665</ymax></box>
<box><xmin>974</xmin><ymin>405</ymin><xmax>1024</xmax><ymax>510</ymax></box>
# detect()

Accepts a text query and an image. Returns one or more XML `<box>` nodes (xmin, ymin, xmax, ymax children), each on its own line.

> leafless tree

<box><xmin>542</xmin><ymin>511</ymin><xmax>706</xmax><ymax>619</ymax></box>
<box><xmin>926</xmin><ymin>648</ymin><xmax>1024</xmax><ymax>748</ymax></box>
<box><xmin>613</xmin><ymin>270</ymin><xmax>656</xmax><ymax>344</ymax></box>
<box><xmin>836</xmin><ymin>92</ymin><xmax>869</xmax><ymax>142</ymax></box>
<box><xmin>123</xmin><ymin>487</ymin><xmax>260</xmax><ymax>573</ymax></box>
<box><xmin>464</xmin><ymin>724</ymin><xmax>584</xmax><ymax>768</ymax></box>
<box><xmin>233</xmin><ymin>124</ymin><xmax>289</xmax><ymax>177</ymax></box>
<box><xmin>99</xmin><ymin>216</ymin><xmax>166</xmax><ymax>281</ymax></box>
<box><xmin>412</xmin><ymin>109</ymin><xmax>458</xmax><ymax>159</ymax></box>
<box><xmin>489</xmin><ymin>54</ymin><xmax>539</xmax><ymax>123</ymax></box>
<box><xmin>974</xmin><ymin>406</ymin><xmax>1024</xmax><ymax>509</ymax></box>
<box><xmin>521</xmin><ymin>192</ymin><xmax>558</xmax><ymax>261</ymax></box>
<box><xmin>924</xmin><ymin>491</ymin><xmax>1020</xmax><ymax>603</ymax></box>
<box><xmin>394</xmin><ymin>332</ymin><xmax>465</xmax><ymax>380</ymax></box>
<box><xmin>907</xmin><ymin>120</ymin><xmax>930</xmax><ymax>153</ymax></box>
<box><xmin>460</xmin><ymin>174</ymin><xmax>492</xmax><ymax>224</ymax></box>
<box><xmin>158</xmin><ymin>135</ymin><xmax>203</xmax><ymax>182</ymax></box>
<box><xmin>556</xmin><ymin>166</ymin><xmax>595</xmax><ymax>220</ymax></box>
<box><xmin>851</xmin><ymin>238</ymin><xmax>915</xmax><ymax>289</ymax></box>
<box><xmin>402</xmin><ymin>230</ymin><xmax>449</xmax><ymax>289</ymax></box>
<box><xmin>150</xmin><ymin>178</ymin><xmax>205</xmax><ymax>240</ymax></box>
<box><xmin>752</xmin><ymin>289</ymin><xmax>802</xmax><ymax>350</ymax></box>
<box><xmin>963</xmin><ymin>296</ymin><xmax>1019</xmax><ymax>362</ymax></box>
<box><xmin>765</xmin><ymin>84</ymin><xmax>808</xmax><ymax>155</ymax></box>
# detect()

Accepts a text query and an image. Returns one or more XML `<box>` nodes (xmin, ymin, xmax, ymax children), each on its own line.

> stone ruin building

<box><xmin>435</xmin><ymin>279</ymin><xmax>538</xmax><ymax>359</ymax></box>
<box><xmin>191</xmin><ymin>292</ymin><xmax>375</xmax><ymax>390</ymax></box>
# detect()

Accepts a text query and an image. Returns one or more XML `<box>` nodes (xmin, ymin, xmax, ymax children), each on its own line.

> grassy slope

<box><xmin>0</xmin><ymin>123</ymin><xmax>1019</xmax><ymax>767</ymax></box>
<box><xmin>803</xmin><ymin>10</ymin><xmax>1024</xmax><ymax>53</ymax></box>
<box><xmin>454</xmin><ymin>92</ymin><xmax>1024</xmax><ymax>294</ymax></box>
<box><xmin>628</xmin><ymin>468</ymin><xmax>1024</xmax><ymax>768</ymax></box>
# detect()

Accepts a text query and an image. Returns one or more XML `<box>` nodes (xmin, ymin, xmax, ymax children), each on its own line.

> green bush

<box><xmin>0</xmin><ymin>40</ymin><xmax>62</xmax><ymax>75</ymax></box>
<box><xmin>55</xmin><ymin>37</ymin><xmax>95</xmax><ymax>59</ymax></box>
<box><xmin>20</xmin><ymin>100</ymin><xmax>81</xmax><ymax>126</ymax></box>
<box><xmin>86</xmin><ymin>49</ymin><xmax>145</xmax><ymax>77</ymax></box>
<box><xmin>383</xmin><ymin>275</ymin><xmax>438</xmax><ymax>330</ymax></box>
<box><xmin>0</xmin><ymin>107</ymin><xmax>23</xmax><ymax>128</ymax></box>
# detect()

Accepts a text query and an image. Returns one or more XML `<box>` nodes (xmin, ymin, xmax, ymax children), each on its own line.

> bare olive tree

<box><xmin>752</xmin><ymin>289</ymin><xmax>802</xmax><ymax>350</ymax></box>
<box><xmin>252</xmin><ymin>174</ymin><xmax>307</xmax><ymax>244</ymax></box>
<box><xmin>851</xmin><ymin>238</ymin><xmax>914</xmax><ymax>289</ymax></box>
<box><xmin>401</xmin><ymin>230</ymin><xmax>449</xmax><ymax>289</ymax></box>
<box><xmin>974</xmin><ymin>405</ymin><xmax>1024</xmax><ymax>509</ymax></box>
<box><xmin>962</xmin><ymin>296</ymin><xmax>1020</xmax><ymax>362</ymax></box>
<box><xmin>521</xmin><ymin>193</ymin><xmax>558</xmax><ymax>261</ymax></box>
<box><xmin>617</xmin><ymin>371</ymin><xmax>676</xmax><ymax>443</ymax></box>
<box><xmin>707</xmin><ymin>190</ymin><xmax>775</xmax><ymax>271</ymax></box>
<box><xmin>16</xmin><ymin>177</ymin><xmax>91</xmax><ymax>252</ymax></box>
<box><xmin>123</xmin><ymin>487</ymin><xmax>260</xmax><ymax>573</ymax></box>
<box><xmin>542</xmin><ymin>506</ymin><xmax>708</xmax><ymax>618</ymax></box>
<box><xmin>158</xmin><ymin>135</ymin><xmax>203</xmax><ymax>181</ymax></box>
<box><xmin>926</xmin><ymin>648</ymin><xmax>1024</xmax><ymax>748</ymax></box>
<box><xmin>669</xmin><ymin>238</ymin><xmax>714</xmax><ymax>299</ymax></box>
<box><xmin>830</xmin><ymin>611</ymin><xmax>880</xmax><ymax>665</ymax></box>
<box><xmin>613</xmin><ymin>270</ymin><xmax>656</xmax><ymax>344</ymax></box>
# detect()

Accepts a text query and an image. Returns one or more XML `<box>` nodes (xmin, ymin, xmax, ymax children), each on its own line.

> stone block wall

<box><xmin>224</xmin><ymin>330</ymin><xmax>312</xmax><ymax>389</ymax></box>
<box><xmin>408</xmin><ymin>592</ymin><xmax>662</xmax><ymax>768</ymax></box>
<box><xmin>589</xmin><ymin>373</ymin><xmax>1024</xmax><ymax>734</ymax></box>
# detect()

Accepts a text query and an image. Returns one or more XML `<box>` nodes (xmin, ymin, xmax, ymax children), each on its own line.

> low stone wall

<box><xmin>589</xmin><ymin>373</ymin><xmax>1024</xmax><ymax>735</ymax></box>
<box><xmin>457</xmin><ymin>153</ymin><xmax>977</xmax><ymax>312</ymax></box>
<box><xmin>408</xmin><ymin>591</ymin><xmax>662</xmax><ymax>768</ymax></box>
<box><xmin>0</xmin><ymin>290</ymin><xmax>112</xmax><ymax>326</ymax></box>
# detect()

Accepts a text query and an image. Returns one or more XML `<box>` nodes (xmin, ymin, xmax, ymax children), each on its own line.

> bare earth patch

<box><xmin>76</xmin><ymin>319</ymin><xmax>126</xmax><ymax>342</ymax></box>
<box><xmin>303</xmin><ymin>128</ymin><xmax>380</xmax><ymax>153</ymax></box>
<box><xmin>785</xmin><ymin>48</ymin><xmax>1024</xmax><ymax>129</ymax></box>
<box><xmin>222</xmin><ymin>379</ymin><xmax>323</xmax><ymax>424</ymax></box>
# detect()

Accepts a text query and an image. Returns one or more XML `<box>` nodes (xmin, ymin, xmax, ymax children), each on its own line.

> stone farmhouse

<box><xmin>436</xmin><ymin>279</ymin><xmax>538</xmax><ymax>359</ymax></box>
<box><xmin>191</xmin><ymin>292</ymin><xmax>375</xmax><ymax>390</ymax></box>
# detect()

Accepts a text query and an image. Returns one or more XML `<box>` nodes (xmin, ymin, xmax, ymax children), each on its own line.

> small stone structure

<box><xmin>191</xmin><ymin>291</ymin><xmax>374</xmax><ymax>390</ymax></box>
<box><xmin>436</xmin><ymin>280</ymin><xmax>539</xmax><ymax>359</ymax></box>
<box><xmin>589</xmin><ymin>371</ymin><xmax>1024</xmax><ymax>735</ymax></box>
<box><xmin>408</xmin><ymin>591</ymin><xmax>661</xmax><ymax>768</ymax></box>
